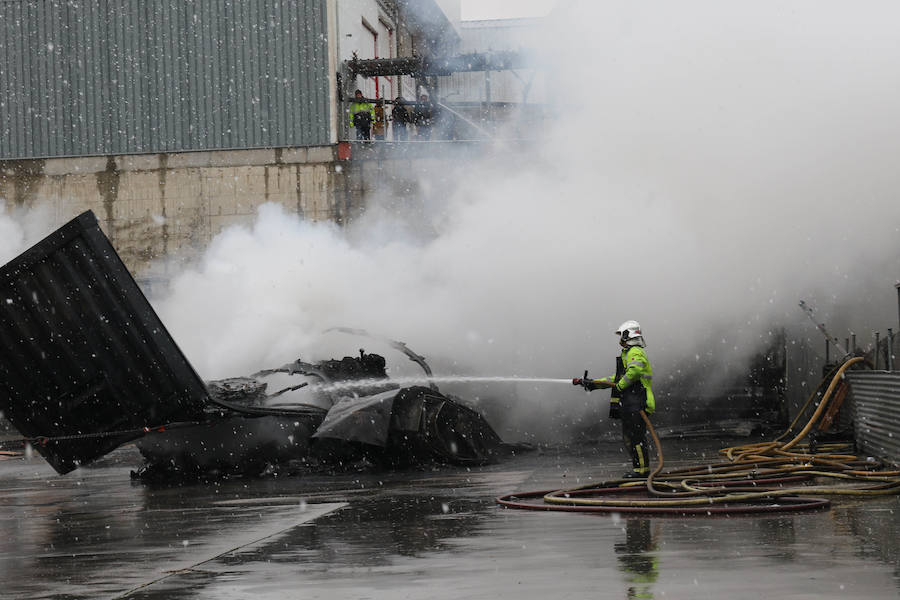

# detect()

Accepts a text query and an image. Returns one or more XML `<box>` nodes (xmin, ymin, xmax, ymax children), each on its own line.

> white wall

<box><xmin>337</xmin><ymin>0</ymin><xmax>398</xmax><ymax>99</ymax></box>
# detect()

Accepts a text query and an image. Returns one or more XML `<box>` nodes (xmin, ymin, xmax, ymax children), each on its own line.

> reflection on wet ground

<box><xmin>1</xmin><ymin>438</ymin><xmax>898</xmax><ymax>599</ymax></box>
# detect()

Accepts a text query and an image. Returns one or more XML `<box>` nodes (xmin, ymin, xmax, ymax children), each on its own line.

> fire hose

<box><xmin>497</xmin><ymin>356</ymin><xmax>900</xmax><ymax>515</ymax></box>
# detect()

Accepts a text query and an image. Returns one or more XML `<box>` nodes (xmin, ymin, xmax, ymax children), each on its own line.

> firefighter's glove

<box><xmin>573</xmin><ymin>378</ymin><xmax>597</xmax><ymax>391</ymax></box>
<box><xmin>609</xmin><ymin>399</ymin><xmax>621</xmax><ymax>420</ymax></box>
<box><xmin>644</xmin><ymin>399</ymin><xmax>655</xmax><ymax>416</ymax></box>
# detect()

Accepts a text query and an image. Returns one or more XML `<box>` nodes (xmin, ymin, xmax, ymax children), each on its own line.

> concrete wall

<box><xmin>0</xmin><ymin>146</ymin><xmax>359</xmax><ymax>278</ymax></box>
<box><xmin>0</xmin><ymin>139</ymin><xmax>494</xmax><ymax>286</ymax></box>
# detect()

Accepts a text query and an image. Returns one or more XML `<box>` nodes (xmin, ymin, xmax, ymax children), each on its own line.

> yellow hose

<box><xmin>539</xmin><ymin>356</ymin><xmax>900</xmax><ymax>510</ymax></box>
<box><xmin>781</xmin><ymin>356</ymin><xmax>863</xmax><ymax>450</ymax></box>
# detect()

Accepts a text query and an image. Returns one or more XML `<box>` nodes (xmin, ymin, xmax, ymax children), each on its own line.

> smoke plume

<box><xmin>5</xmin><ymin>1</ymin><xmax>899</xmax><ymax>442</ymax></box>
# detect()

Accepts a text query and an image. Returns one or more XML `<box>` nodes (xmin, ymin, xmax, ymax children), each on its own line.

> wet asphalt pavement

<box><xmin>2</xmin><ymin>438</ymin><xmax>899</xmax><ymax>600</ymax></box>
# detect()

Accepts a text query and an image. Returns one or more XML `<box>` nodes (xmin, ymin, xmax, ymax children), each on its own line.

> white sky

<box><xmin>460</xmin><ymin>0</ymin><xmax>558</xmax><ymax>21</ymax></box>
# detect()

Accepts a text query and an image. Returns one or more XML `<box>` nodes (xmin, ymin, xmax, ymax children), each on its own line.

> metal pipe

<box><xmin>874</xmin><ymin>332</ymin><xmax>880</xmax><ymax>370</ymax></box>
<box><xmin>887</xmin><ymin>327</ymin><xmax>894</xmax><ymax>371</ymax></box>
<box><xmin>825</xmin><ymin>338</ymin><xmax>830</xmax><ymax>365</ymax></box>
<box><xmin>851</xmin><ymin>333</ymin><xmax>857</xmax><ymax>354</ymax></box>
<box><xmin>346</xmin><ymin>51</ymin><xmax>529</xmax><ymax>77</ymax></box>
<box><xmin>799</xmin><ymin>301</ymin><xmax>848</xmax><ymax>356</ymax></box>
<box><xmin>896</xmin><ymin>282</ymin><xmax>900</xmax><ymax>333</ymax></box>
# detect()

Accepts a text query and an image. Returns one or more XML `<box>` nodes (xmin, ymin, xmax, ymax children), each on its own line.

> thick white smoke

<box><xmin>543</xmin><ymin>0</ymin><xmax>900</xmax><ymax>369</ymax></box>
<box><xmin>150</xmin><ymin>1</ymin><xmax>900</xmax><ymax>439</ymax></box>
<box><xmin>8</xmin><ymin>0</ymin><xmax>881</xmax><ymax>441</ymax></box>
<box><xmin>0</xmin><ymin>204</ymin><xmax>55</xmax><ymax>265</ymax></box>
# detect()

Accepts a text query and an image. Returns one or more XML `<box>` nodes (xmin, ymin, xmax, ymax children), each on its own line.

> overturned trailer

<box><xmin>0</xmin><ymin>211</ymin><xmax>505</xmax><ymax>479</ymax></box>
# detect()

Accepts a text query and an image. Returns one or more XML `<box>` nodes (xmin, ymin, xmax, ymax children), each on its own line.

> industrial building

<box><xmin>2</xmin><ymin>0</ymin><xmax>897</xmax><ymax>482</ymax></box>
<box><xmin>0</xmin><ymin>0</ymin><xmax>544</xmax><ymax>277</ymax></box>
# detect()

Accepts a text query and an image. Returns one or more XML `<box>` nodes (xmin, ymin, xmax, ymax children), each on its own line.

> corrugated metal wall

<box><xmin>846</xmin><ymin>371</ymin><xmax>900</xmax><ymax>466</ymax></box>
<box><xmin>0</xmin><ymin>0</ymin><xmax>331</xmax><ymax>160</ymax></box>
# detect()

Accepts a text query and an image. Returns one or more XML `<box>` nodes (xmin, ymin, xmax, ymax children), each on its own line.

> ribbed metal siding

<box><xmin>846</xmin><ymin>372</ymin><xmax>900</xmax><ymax>466</ymax></box>
<box><xmin>0</xmin><ymin>0</ymin><xmax>330</xmax><ymax>160</ymax></box>
<box><xmin>0</xmin><ymin>210</ymin><xmax>209</xmax><ymax>474</ymax></box>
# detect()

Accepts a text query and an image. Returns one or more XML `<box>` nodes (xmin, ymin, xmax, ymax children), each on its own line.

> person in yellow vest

<box><xmin>573</xmin><ymin>320</ymin><xmax>655</xmax><ymax>478</ymax></box>
<box><xmin>349</xmin><ymin>89</ymin><xmax>375</xmax><ymax>140</ymax></box>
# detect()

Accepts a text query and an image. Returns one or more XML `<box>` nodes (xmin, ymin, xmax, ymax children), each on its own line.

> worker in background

<box><xmin>372</xmin><ymin>103</ymin><xmax>386</xmax><ymax>140</ymax></box>
<box><xmin>391</xmin><ymin>96</ymin><xmax>411</xmax><ymax>141</ymax></box>
<box><xmin>349</xmin><ymin>89</ymin><xmax>375</xmax><ymax>141</ymax></box>
<box><xmin>413</xmin><ymin>93</ymin><xmax>434</xmax><ymax>140</ymax></box>
<box><xmin>573</xmin><ymin>320</ymin><xmax>655</xmax><ymax>478</ymax></box>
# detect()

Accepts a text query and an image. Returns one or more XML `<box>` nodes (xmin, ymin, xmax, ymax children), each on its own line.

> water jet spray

<box><xmin>310</xmin><ymin>375</ymin><xmax>574</xmax><ymax>395</ymax></box>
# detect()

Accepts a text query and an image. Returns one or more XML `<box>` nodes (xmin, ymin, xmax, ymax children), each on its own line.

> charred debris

<box><xmin>0</xmin><ymin>211</ymin><xmax>512</xmax><ymax>481</ymax></box>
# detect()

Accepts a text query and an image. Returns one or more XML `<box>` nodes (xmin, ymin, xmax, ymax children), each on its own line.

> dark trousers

<box><xmin>355</xmin><ymin>123</ymin><xmax>371</xmax><ymax>140</ymax></box>
<box><xmin>621</xmin><ymin>398</ymin><xmax>650</xmax><ymax>474</ymax></box>
<box><xmin>354</xmin><ymin>112</ymin><xmax>372</xmax><ymax>140</ymax></box>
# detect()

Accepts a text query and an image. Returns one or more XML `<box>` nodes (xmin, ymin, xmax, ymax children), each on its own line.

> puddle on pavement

<box><xmin>1</xmin><ymin>443</ymin><xmax>898</xmax><ymax>599</ymax></box>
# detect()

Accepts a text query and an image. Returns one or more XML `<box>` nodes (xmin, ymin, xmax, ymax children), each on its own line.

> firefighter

<box><xmin>349</xmin><ymin>89</ymin><xmax>376</xmax><ymax>140</ymax></box>
<box><xmin>573</xmin><ymin>320</ymin><xmax>655</xmax><ymax>478</ymax></box>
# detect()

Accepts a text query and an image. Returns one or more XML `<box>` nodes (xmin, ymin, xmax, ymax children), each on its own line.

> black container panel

<box><xmin>0</xmin><ymin>211</ymin><xmax>209</xmax><ymax>473</ymax></box>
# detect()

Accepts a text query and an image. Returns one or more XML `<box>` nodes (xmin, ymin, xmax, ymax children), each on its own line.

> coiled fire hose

<box><xmin>497</xmin><ymin>356</ymin><xmax>900</xmax><ymax>514</ymax></box>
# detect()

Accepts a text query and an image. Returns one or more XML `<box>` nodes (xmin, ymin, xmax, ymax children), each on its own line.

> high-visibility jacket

<box><xmin>349</xmin><ymin>101</ymin><xmax>375</xmax><ymax>127</ymax></box>
<box><xmin>595</xmin><ymin>346</ymin><xmax>654</xmax><ymax>414</ymax></box>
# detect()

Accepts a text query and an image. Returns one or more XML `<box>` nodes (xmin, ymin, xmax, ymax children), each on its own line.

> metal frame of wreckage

<box><xmin>135</xmin><ymin>339</ymin><xmax>502</xmax><ymax>478</ymax></box>
<box><xmin>0</xmin><ymin>211</ymin><xmax>502</xmax><ymax>476</ymax></box>
<box><xmin>128</xmin><ymin>351</ymin><xmax>506</xmax><ymax>478</ymax></box>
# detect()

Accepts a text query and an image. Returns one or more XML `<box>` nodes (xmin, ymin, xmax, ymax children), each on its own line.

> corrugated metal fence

<box><xmin>0</xmin><ymin>0</ymin><xmax>331</xmax><ymax>160</ymax></box>
<box><xmin>846</xmin><ymin>371</ymin><xmax>900</xmax><ymax>466</ymax></box>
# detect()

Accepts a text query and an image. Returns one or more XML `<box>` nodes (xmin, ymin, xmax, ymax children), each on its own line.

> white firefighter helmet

<box><xmin>615</xmin><ymin>320</ymin><xmax>645</xmax><ymax>347</ymax></box>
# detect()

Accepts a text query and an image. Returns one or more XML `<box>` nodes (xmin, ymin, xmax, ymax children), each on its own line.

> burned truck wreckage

<box><xmin>0</xmin><ymin>211</ymin><xmax>507</xmax><ymax>480</ymax></box>
<box><xmin>135</xmin><ymin>349</ymin><xmax>507</xmax><ymax>480</ymax></box>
